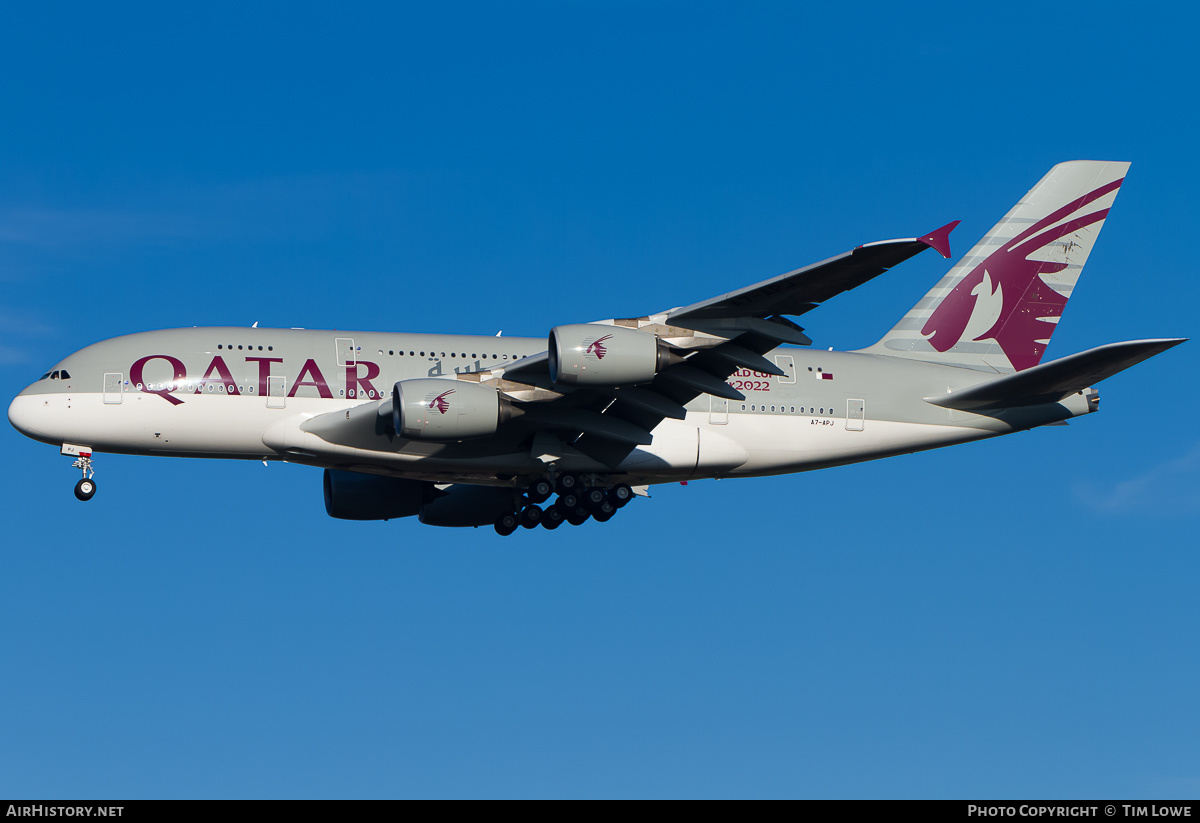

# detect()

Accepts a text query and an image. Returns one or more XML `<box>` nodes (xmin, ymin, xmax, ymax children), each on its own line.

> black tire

<box><xmin>566</xmin><ymin>507</ymin><xmax>590</xmax><ymax>526</ymax></box>
<box><xmin>555</xmin><ymin>473</ymin><xmax>579</xmax><ymax>495</ymax></box>
<box><xmin>583</xmin><ymin>487</ymin><xmax>607</xmax><ymax>511</ymax></box>
<box><xmin>494</xmin><ymin>512</ymin><xmax>519</xmax><ymax>536</ymax></box>
<box><xmin>558</xmin><ymin>492</ymin><xmax>580</xmax><ymax>510</ymax></box>
<box><xmin>520</xmin><ymin>504</ymin><xmax>543</xmax><ymax>529</ymax></box>
<box><xmin>597</xmin><ymin>500</ymin><xmax>616</xmax><ymax>518</ymax></box>
<box><xmin>608</xmin><ymin>484</ymin><xmax>633</xmax><ymax>508</ymax></box>
<box><xmin>593</xmin><ymin>509</ymin><xmax>613</xmax><ymax>523</ymax></box>
<box><xmin>528</xmin><ymin>478</ymin><xmax>553</xmax><ymax>504</ymax></box>
<box><xmin>74</xmin><ymin>478</ymin><xmax>96</xmax><ymax>502</ymax></box>
<box><xmin>542</xmin><ymin>504</ymin><xmax>565</xmax><ymax>529</ymax></box>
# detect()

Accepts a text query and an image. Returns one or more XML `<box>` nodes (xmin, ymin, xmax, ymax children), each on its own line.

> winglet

<box><xmin>918</xmin><ymin>220</ymin><xmax>959</xmax><ymax>259</ymax></box>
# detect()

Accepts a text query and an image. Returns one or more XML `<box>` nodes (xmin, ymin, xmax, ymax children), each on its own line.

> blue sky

<box><xmin>2</xmin><ymin>1</ymin><xmax>1198</xmax><ymax>799</ymax></box>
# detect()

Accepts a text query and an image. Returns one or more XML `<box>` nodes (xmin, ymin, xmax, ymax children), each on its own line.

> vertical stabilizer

<box><xmin>861</xmin><ymin>161</ymin><xmax>1130</xmax><ymax>373</ymax></box>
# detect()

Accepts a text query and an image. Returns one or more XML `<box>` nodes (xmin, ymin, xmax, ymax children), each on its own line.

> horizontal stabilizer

<box><xmin>925</xmin><ymin>338</ymin><xmax>1186</xmax><ymax>411</ymax></box>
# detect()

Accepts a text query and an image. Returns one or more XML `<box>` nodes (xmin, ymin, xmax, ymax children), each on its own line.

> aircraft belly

<box><xmin>261</xmin><ymin>411</ymin><xmax>555</xmax><ymax>477</ymax></box>
<box><xmin>715</xmin><ymin>414</ymin><xmax>993</xmax><ymax>476</ymax></box>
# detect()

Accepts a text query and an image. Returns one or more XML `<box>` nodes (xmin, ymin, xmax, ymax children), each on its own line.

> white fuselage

<box><xmin>8</xmin><ymin>326</ymin><xmax>1089</xmax><ymax>488</ymax></box>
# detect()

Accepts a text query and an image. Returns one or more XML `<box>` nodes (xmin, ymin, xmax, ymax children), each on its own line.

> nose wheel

<box><xmin>74</xmin><ymin>478</ymin><xmax>97</xmax><ymax>501</ymax></box>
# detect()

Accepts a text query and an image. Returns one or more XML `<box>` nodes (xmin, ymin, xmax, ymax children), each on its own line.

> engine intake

<box><xmin>549</xmin><ymin>324</ymin><xmax>678</xmax><ymax>386</ymax></box>
<box><xmin>392</xmin><ymin>378</ymin><xmax>514</xmax><ymax>440</ymax></box>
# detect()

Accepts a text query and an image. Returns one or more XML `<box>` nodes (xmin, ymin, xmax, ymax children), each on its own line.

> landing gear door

<box><xmin>103</xmin><ymin>373</ymin><xmax>123</xmax><ymax>404</ymax></box>
<box><xmin>336</xmin><ymin>337</ymin><xmax>356</xmax><ymax>366</ymax></box>
<box><xmin>846</xmin><ymin>398</ymin><xmax>865</xmax><ymax>431</ymax></box>
<box><xmin>267</xmin><ymin>375</ymin><xmax>286</xmax><ymax>409</ymax></box>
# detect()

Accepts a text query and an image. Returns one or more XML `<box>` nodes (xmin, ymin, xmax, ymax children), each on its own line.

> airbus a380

<box><xmin>8</xmin><ymin>161</ymin><xmax>1185</xmax><ymax>534</ymax></box>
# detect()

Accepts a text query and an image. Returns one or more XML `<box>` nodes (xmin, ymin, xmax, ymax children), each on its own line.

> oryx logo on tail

<box><xmin>428</xmin><ymin>389</ymin><xmax>455</xmax><ymax>414</ymax></box>
<box><xmin>585</xmin><ymin>334</ymin><xmax>613</xmax><ymax>360</ymax></box>
<box><xmin>921</xmin><ymin>176</ymin><xmax>1123</xmax><ymax>371</ymax></box>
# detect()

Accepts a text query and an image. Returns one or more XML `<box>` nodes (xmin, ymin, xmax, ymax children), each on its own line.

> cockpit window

<box><xmin>50</xmin><ymin>371</ymin><xmax>59</xmax><ymax>379</ymax></box>
<box><xmin>59</xmin><ymin>370</ymin><xmax>70</xmax><ymax>379</ymax></box>
<box><xmin>39</xmin><ymin>372</ymin><xmax>51</xmax><ymax>381</ymax></box>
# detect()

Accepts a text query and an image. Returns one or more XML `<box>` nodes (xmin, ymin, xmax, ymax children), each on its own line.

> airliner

<box><xmin>8</xmin><ymin>161</ymin><xmax>1185</xmax><ymax>534</ymax></box>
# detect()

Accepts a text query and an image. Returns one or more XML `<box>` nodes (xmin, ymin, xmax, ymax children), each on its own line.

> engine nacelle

<box><xmin>392</xmin><ymin>378</ymin><xmax>514</xmax><ymax>441</ymax></box>
<box><xmin>418</xmin><ymin>484</ymin><xmax>519</xmax><ymax>527</ymax></box>
<box><xmin>323</xmin><ymin>469</ymin><xmax>433</xmax><ymax>521</ymax></box>
<box><xmin>549</xmin><ymin>324</ymin><xmax>676</xmax><ymax>386</ymax></box>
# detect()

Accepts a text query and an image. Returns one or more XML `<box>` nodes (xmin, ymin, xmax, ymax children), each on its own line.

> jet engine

<box><xmin>418</xmin><ymin>484</ymin><xmax>519</xmax><ymax>527</ymax></box>
<box><xmin>549</xmin><ymin>324</ymin><xmax>678</xmax><ymax>386</ymax></box>
<box><xmin>392</xmin><ymin>378</ymin><xmax>515</xmax><ymax>440</ymax></box>
<box><xmin>323</xmin><ymin>469</ymin><xmax>434</xmax><ymax>520</ymax></box>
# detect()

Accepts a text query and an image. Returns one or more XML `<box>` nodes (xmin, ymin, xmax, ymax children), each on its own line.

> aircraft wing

<box><xmin>295</xmin><ymin>224</ymin><xmax>962</xmax><ymax>470</ymax></box>
<box><xmin>485</xmin><ymin>223</ymin><xmax>961</xmax><ymax>466</ymax></box>
<box><xmin>662</xmin><ymin>222</ymin><xmax>959</xmax><ymax>343</ymax></box>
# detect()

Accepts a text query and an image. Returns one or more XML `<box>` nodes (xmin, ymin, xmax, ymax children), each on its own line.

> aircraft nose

<box><xmin>9</xmin><ymin>393</ymin><xmax>49</xmax><ymax>441</ymax></box>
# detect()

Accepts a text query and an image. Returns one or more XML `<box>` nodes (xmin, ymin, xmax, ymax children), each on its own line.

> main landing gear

<box><xmin>493</xmin><ymin>474</ymin><xmax>634</xmax><ymax>536</ymax></box>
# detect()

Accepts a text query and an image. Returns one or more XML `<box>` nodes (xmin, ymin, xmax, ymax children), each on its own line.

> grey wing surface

<box><xmin>492</xmin><ymin>225</ymin><xmax>959</xmax><ymax>467</ymax></box>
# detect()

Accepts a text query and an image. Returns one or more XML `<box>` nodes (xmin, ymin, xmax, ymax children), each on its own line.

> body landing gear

<box><xmin>493</xmin><ymin>475</ymin><xmax>637</xmax><ymax>536</ymax></box>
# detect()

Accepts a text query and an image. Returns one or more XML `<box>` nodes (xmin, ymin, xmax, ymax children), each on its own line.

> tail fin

<box><xmin>862</xmin><ymin>160</ymin><xmax>1130</xmax><ymax>373</ymax></box>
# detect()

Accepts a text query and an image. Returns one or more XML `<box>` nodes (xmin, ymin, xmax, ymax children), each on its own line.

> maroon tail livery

<box><xmin>864</xmin><ymin>161</ymin><xmax>1131</xmax><ymax>373</ymax></box>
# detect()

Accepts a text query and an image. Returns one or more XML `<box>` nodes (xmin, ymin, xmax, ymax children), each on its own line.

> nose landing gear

<box><xmin>64</xmin><ymin>445</ymin><xmax>96</xmax><ymax>501</ymax></box>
